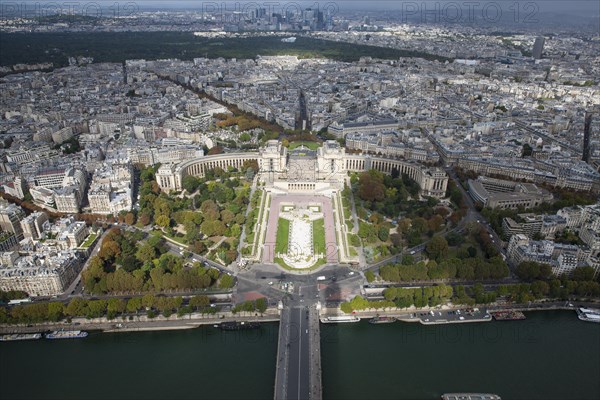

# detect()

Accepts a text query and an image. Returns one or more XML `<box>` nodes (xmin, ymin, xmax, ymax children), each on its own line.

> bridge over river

<box><xmin>274</xmin><ymin>302</ymin><xmax>322</xmax><ymax>400</ymax></box>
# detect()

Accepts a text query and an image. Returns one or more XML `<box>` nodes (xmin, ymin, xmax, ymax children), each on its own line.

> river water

<box><xmin>321</xmin><ymin>311</ymin><xmax>600</xmax><ymax>400</ymax></box>
<box><xmin>0</xmin><ymin>311</ymin><xmax>598</xmax><ymax>400</ymax></box>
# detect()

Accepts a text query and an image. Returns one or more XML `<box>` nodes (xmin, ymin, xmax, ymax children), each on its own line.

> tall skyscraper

<box><xmin>533</xmin><ymin>36</ymin><xmax>545</xmax><ymax>59</ymax></box>
<box><xmin>583</xmin><ymin>112</ymin><xmax>593</xmax><ymax>163</ymax></box>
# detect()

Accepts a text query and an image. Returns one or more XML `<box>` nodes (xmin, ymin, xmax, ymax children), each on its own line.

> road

<box><xmin>60</xmin><ymin>228</ymin><xmax>110</xmax><ymax>298</ymax></box>
<box><xmin>444</xmin><ymin>167</ymin><xmax>508</xmax><ymax>261</ymax></box>
<box><xmin>275</xmin><ymin>284</ymin><xmax>322</xmax><ymax>400</ymax></box>
<box><xmin>286</xmin><ymin>306</ymin><xmax>310</xmax><ymax>400</ymax></box>
<box><xmin>117</xmin><ymin>223</ymin><xmax>230</xmax><ymax>273</ymax></box>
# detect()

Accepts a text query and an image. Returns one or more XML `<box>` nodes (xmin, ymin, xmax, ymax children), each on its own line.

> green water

<box><xmin>0</xmin><ymin>324</ymin><xmax>279</xmax><ymax>400</ymax></box>
<box><xmin>321</xmin><ymin>311</ymin><xmax>600</xmax><ymax>400</ymax></box>
<box><xmin>1</xmin><ymin>311</ymin><xmax>598</xmax><ymax>400</ymax></box>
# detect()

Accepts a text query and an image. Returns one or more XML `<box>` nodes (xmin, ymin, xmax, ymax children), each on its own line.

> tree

<box><xmin>516</xmin><ymin>262</ymin><xmax>553</xmax><ymax>282</ymax></box>
<box><xmin>340</xmin><ymin>302</ymin><xmax>353</xmax><ymax>314</ymax></box>
<box><xmin>191</xmin><ymin>240</ymin><xmax>206</xmax><ymax>254</ymax></box>
<box><xmin>219</xmin><ymin>274</ymin><xmax>235</xmax><ymax>289</ymax></box>
<box><xmin>107</xmin><ymin>298</ymin><xmax>126</xmax><ymax>318</ymax></box>
<box><xmin>138</xmin><ymin>213</ymin><xmax>151</xmax><ymax>226</ymax></box>
<box><xmin>357</xmin><ymin>170</ymin><xmax>385</xmax><ymax>202</ymax></box>
<box><xmin>124</xmin><ymin>212</ymin><xmax>136</xmax><ymax>225</ymax></box>
<box><xmin>390</xmin><ymin>233</ymin><xmax>402</xmax><ymax>247</ymax></box>
<box><xmin>182</xmin><ymin>175</ymin><xmax>200</xmax><ymax>193</ymax></box>
<box><xmin>571</xmin><ymin>266</ymin><xmax>595</xmax><ymax>281</ymax></box>
<box><xmin>220</xmin><ymin>209</ymin><xmax>235</xmax><ymax>225</ymax></box>
<box><xmin>142</xmin><ymin>294</ymin><xmax>156</xmax><ymax>309</ymax></box>
<box><xmin>200</xmin><ymin>200</ymin><xmax>220</xmax><ymax>221</ymax></box>
<box><xmin>66</xmin><ymin>298</ymin><xmax>87</xmax><ymax>317</ymax></box>
<box><xmin>126</xmin><ymin>297</ymin><xmax>142</xmax><ymax>313</ymax></box>
<box><xmin>426</xmin><ymin>236</ymin><xmax>448</xmax><ymax>260</ymax></box>
<box><xmin>411</xmin><ymin>218</ymin><xmax>427</xmax><ymax>235</ymax></box>
<box><xmin>378</xmin><ymin>226</ymin><xmax>389</xmax><ymax>242</ymax></box>
<box><xmin>383</xmin><ymin>287</ymin><xmax>398</xmax><ymax>301</ymax></box>
<box><xmin>190</xmin><ymin>295</ymin><xmax>210</xmax><ymax>310</ymax></box>
<box><xmin>136</xmin><ymin>243</ymin><xmax>157</xmax><ymax>264</ymax></box>
<box><xmin>99</xmin><ymin>239</ymin><xmax>121</xmax><ymax>261</ymax></box>
<box><xmin>47</xmin><ymin>302</ymin><xmax>65</xmax><ymax>321</ymax></box>
<box><xmin>201</xmin><ymin>220</ymin><xmax>226</xmax><ymax>237</ymax></box>
<box><xmin>87</xmin><ymin>300</ymin><xmax>107</xmax><ymax>318</ymax></box>
<box><xmin>427</xmin><ymin>214</ymin><xmax>444</xmax><ymax>232</ymax></box>
<box><xmin>155</xmin><ymin>214</ymin><xmax>170</xmax><ymax>229</ymax></box>
<box><xmin>230</xmin><ymin>224</ymin><xmax>242</xmax><ymax>238</ymax></box>
<box><xmin>255</xmin><ymin>297</ymin><xmax>267</xmax><ymax>314</ymax></box>
<box><xmin>531</xmin><ymin>280</ymin><xmax>550</xmax><ymax>298</ymax></box>
<box><xmin>365</xmin><ymin>270</ymin><xmax>375</xmax><ymax>283</ymax></box>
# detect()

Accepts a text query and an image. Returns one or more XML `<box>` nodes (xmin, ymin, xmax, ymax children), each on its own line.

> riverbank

<box><xmin>2</xmin><ymin>302</ymin><xmax>595</xmax><ymax>334</ymax></box>
<box><xmin>320</xmin><ymin>302</ymin><xmax>593</xmax><ymax>325</ymax></box>
<box><xmin>0</xmin><ymin>311</ymin><xmax>281</xmax><ymax>335</ymax></box>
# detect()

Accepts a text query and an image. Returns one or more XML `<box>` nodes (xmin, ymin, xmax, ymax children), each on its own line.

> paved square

<box><xmin>263</xmin><ymin>195</ymin><xmax>338</xmax><ymax>268</ymax></box>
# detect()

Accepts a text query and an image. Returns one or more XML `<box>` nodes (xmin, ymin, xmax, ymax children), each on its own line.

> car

<box><xmin>459</xmin><ymin>316</ymin><xmax>465</xmax><ymax>320</ymax></box>
<box><xmin>409</xmin><ymin>250</ymin><xmax>416</xmax><ymax>255</ymax></box>
<box><xmin>349</xmin><ymin>272</ymin><xmax>355</xmax><ymax>276</ymax></box>
<box><xmin>268</xmin><ymin>281</ymin><xmax>273</xmax><ymax>285</ymax></box>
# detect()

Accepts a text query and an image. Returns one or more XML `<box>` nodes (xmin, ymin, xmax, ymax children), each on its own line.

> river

<box><xmin>321</xmin><ymin>310</ymin><xmax>600</xmax><ymax>400</ymax></box>
<box><xmin>0</xmin><ymin>311</ymin><xmax>598</xmax><ymax>400</ymax></box>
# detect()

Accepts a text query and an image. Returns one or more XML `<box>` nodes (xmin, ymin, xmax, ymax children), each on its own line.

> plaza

<box><xmin>263</xmin><ymin>195</ymin><xmax>337</xmax><ymax>270</ymax></box>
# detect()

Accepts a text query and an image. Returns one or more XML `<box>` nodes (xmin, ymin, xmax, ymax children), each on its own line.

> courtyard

<box><xmin>263</xmin><ymin>195</ymin><xmax>338</xmax><ymax>270</ymax></box>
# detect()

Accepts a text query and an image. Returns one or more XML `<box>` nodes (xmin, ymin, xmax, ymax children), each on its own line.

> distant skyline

<box><xmin>12</xmin><ymin>0</ymin><xmax>600</xmax><ymax>14</ymax></box>
<box><xmin>7</xmin><ymin>0</ymin><xmax>599</xmax><ymax>31</ymax></box>
<box><xmin>135</xmin><ymin>0</ymin><xmax>596</xmax><ymax>15</ymax></box>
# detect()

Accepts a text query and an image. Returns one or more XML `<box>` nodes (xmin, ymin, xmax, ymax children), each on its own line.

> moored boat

<box><xmin>320</xmin><ymin>315</ymin><xmax>361</xmax><ymax>323</ymax></box>
<box><xmin>45</xmin><ymin>330</ymin><xmax>88</xmax><ymax>339</ymax></box>
<box><xmin>441</xmin><ymin>393</ymin><xmax>501</xmax><ymax>400</ymax></box>
<box><xmin>490</xmin><ymin>310</ymin><xmax>526</xmax><ymax>321</ymax></box>
<box><xmin>576</xmin><ymin>307</ymin><xmax>600</xmax><ymax>323</ymax></box>
<box><xmin>219</xmin><ymin>321</ymin><xmax>260</xmax><ymax>331</ymax></box>
<box><xmin>0</xmin><ymin>333</ymin><xmax>42</xmax><ymax>342</ymax></box>
<box><xmin>368</xmin><ymin>315</ymin><xmax>396</xmax><ymax>324</ymax></box>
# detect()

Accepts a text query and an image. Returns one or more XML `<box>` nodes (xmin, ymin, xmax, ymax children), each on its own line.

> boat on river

<box><xmin>0</xmin><ymin>333</ymin><xmax>42</xmax><ymax>341</ymax></box>
<box><xmin>320</xmin><ymin>315</ymin><xmax>361</xmax><ymax>323</ymax></box>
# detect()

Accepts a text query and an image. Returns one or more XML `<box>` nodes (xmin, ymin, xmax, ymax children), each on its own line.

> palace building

<box><xmin>156</xmin><ymin>140</ymin><xmax>448</xmax><ymax>198</ymax></box>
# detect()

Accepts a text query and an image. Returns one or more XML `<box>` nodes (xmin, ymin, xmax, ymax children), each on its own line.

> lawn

<box><xmin>80</xmin><ymin>233</ymin><xmax>97</xmax><ymax>248</ymax></box>
<box><xmin>275</xmin><ymin>218</ymin><xmax>290</xmax><ymax>254</ymax></box>
<box><xmin>289</xmin><ymin>141</ymin><xmax>321</xmax><ymax>151</ymax></box>
<box><xmin>312</xmin><ymin>218</ymin><xmax>326</xmax><ymax>256</ymax></box>
<box><xmin>274</xmin><ymin>256</ymin><xmax>327</xmax><ymax>271</ymax></box>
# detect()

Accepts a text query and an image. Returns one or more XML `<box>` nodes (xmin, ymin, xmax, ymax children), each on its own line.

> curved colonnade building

<box><xmin>156</xmin><ymin>140</ymin><xmax>448</xmax><ymax>198</ymax></box>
